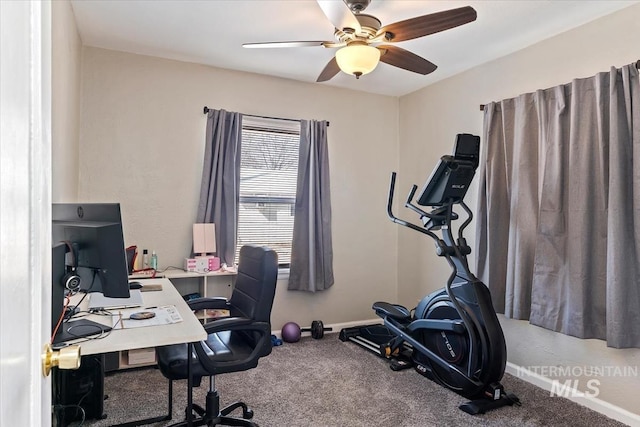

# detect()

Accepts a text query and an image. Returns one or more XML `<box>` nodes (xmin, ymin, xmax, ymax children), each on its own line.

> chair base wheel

<box><xmin>221</xmin><ymin>400</ymin><xmax>254</xmax><ymax>419</ymax></box>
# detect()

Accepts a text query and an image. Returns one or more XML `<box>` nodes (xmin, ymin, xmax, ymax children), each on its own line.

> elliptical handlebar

<box><xmin>388</xmin><ymin>172</ymin><xmax>463</xmax><ymax>232</ymax></box>
<box><xmin>387</xmin><ymin>170</ymin><xmax>475</xmax><ymax>278</ymax></box>
<box><xmin>387</xmin><ymin>172</ymin><xmax>438</xmax><ymax>238</ymax></box>
<box><xmin>386</xmin><ymin>171</ymin><xmax>400</xmax><ymax>223</ymax></box>
<box><xmin>406</xmin><ymin>184</ymin><xmax>418</xmax><ymax>207</ymax></box>
<box><xmin>457</xmin><ymin>201</ymin><xmax>474</xmax><ymax>242</ymax></box>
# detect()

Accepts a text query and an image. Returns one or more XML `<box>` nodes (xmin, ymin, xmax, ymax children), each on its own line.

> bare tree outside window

<box><xmin>237</xmin><ymin>121</ymin><xmax>300</xmax><ymax>265</ymax></box>
<box><xmin>241</xmin><ymin>128</ymin><xmax>298</xmax><ymax>170</ymax></box>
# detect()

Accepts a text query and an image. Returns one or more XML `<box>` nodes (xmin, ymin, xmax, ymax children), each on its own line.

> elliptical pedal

<box><xmin>389</xmin><ymin>358</ymin><xmax>412</xmax><ymax>371</ymax></box>
<box><xmin>459</xmin><ymin>388</ymin><xmax>521</xmax><ymax>415</ymax></box>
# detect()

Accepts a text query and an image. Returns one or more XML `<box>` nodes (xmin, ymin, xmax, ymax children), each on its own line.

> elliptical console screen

<box><xmin>416</xmin><ymin>134</ymin><xmax>480</xmax><ymax>206</ymax></box>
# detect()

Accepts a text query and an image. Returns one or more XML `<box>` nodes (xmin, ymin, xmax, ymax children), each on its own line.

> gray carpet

<box><xmin>83</xmin><ymin>335</ymin><xmax>626</xmax><ymax>427</ymax></box>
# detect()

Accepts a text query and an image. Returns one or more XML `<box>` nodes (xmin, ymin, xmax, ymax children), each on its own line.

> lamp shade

<box><xmin>335</xmin><ymin>44</ymin><xmax>380</xmax><ymax>78</ymax></box>
<box><xmin>193</xmin><ymin>223</ymin><xmax>216</xmax><ymax>255</ymax></box>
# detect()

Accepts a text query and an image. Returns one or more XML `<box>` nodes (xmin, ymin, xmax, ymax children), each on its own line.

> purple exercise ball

<box><xmin>281</xmin><ymin>322</ymin><xmax>301</xmax><ymax>343</ymax></box>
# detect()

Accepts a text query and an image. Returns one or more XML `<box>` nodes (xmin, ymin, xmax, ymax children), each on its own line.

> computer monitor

<box><xmin>416</xmin><ymin>134</ymin><xmax>480</xmax><ymax>206</ymax></box>
<box><xmin>52</xmin><ymin>203</ymin><xmax>130</xmax><ymax>298</ymax></box>
<box><xmin>51</xmin><ymin>242</ymin><xmax>67</xmax><ymax>335</ymax></box>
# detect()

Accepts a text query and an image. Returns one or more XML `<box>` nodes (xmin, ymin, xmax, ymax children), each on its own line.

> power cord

<box><xmin>52</xmin><ymin>404</ymin><xmax>86</xmax><ymax>427</ymax></box>
<box><xmin>51</xmin><ymin>295</ymin><xmax>72</xmax><ymax>344</ymax></box>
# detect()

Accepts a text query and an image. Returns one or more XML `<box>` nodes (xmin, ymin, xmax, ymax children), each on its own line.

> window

<box><xmin>236</xmin><ymin>116</ymin><xmax>300</xmax><ymax>267</ymax></box>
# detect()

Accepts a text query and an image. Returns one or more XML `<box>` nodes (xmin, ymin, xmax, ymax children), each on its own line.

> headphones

<box><xmin>61</xmin><ymin>241</ymin><xmax>82</xmax><ymax>292</ymax></box>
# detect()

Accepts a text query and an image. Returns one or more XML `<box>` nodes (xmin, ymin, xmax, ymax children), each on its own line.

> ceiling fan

<box><xmin>242</xmin><ymin>0</ymin><xmax>477</xmax><ymax>82</ymax></box>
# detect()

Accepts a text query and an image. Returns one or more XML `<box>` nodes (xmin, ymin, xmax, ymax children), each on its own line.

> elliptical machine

<box><xmin>373</xmin><ymin>134</ymin><xmax>519</xmax><ymax>414</ymax></box>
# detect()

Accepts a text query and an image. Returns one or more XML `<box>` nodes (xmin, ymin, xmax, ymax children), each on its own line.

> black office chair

<box><xmin>156</xmin><ymin>245</ymin><xmax>278</xmax><ymax>427</ymax></box>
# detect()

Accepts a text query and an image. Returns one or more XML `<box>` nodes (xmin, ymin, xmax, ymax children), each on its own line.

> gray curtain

<box><xmin>288</xmin><ymin>120</ymin><xmax>334</xmax><ymax>292</ymax></box>
<box><xmin>196</xmin><ymin>109</ymin><xmax>243</xmax><ymax>266</ymax></box>
<box><xmin>476</xmin><ymin>63</ymin><xmax>640</xmax><ymax>348</ymax></box>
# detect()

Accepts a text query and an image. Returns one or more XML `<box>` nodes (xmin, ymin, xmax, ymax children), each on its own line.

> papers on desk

<box><xmin>113</xmin><ymin>305</ymin><xmax>183</xmax><ymax>330</ymax></box>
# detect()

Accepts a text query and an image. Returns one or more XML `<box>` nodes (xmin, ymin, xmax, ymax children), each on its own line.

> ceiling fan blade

<box><xmin>316</xmin><ymin>0</ymin><xmax>361</xmax><ymax>33</ymax></box>
<box><xmin>379</xmin><ymin>6</ymin><xmax>477</xmax><ymax>43</ymax></box>
<box><xmin>316</xmin><ymin>56</ymin><xmax>341</xmax><ymax>82</ymax></box>
<box><xmin>377</xmin><ymin>45</ymin><xmax>437</xmax><ymax>75</ymax></box>
<box><xmin>243</xmin><ymin>41</ymin><xmax>332</xmax><ymax>49</ymax></box>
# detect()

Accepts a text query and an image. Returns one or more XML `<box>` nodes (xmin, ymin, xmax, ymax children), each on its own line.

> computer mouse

<box><xmin>129</xmin><ymin>281</ymin><xmax>143</xmax><ymax>290</ymax></box>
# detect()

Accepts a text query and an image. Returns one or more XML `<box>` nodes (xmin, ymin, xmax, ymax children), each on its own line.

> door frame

<box><xmin>0</xmin><ymin>0</ymin><xmax>52</xmax><ymax>425</ymax></box>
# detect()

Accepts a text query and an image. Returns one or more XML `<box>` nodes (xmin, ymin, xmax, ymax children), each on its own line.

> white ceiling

<box><xmin>69</xmin><ymin>0</ymin><xmax>639</xmax><ymax>97</ymax></box>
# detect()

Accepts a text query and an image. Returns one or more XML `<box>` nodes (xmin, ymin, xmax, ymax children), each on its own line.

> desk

<box><xmin>62</xmin><ymin>278</ymin><xmax>206</xmax><ymax>427</ymax></box>
<box><xmin>70</xmin><ymin>278</ymin><xmax>206</xmax><ymax>356</ymax></box>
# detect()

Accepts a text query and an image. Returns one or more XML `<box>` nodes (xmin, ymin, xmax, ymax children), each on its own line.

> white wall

<box><xmin>77</xmin><ymin>47</ymin><xmax>399</xmax><ymax>330</ymax></box>
<box><xmin>51</xmin><ymin>0</ymin><xmax>81</xmax><ymax>202</ymax></box>
<box><xmin>399</xmin><ymin>3</ymin><xmax>640</xmax><ymax>421</ymax></box>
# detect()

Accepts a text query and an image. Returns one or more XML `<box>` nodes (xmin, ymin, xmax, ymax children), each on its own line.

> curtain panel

<box><xmin>476</xmin><ymin>63</ymin><xmax>640</xmax><ymax>348</ymax></box>
<box><xmin>196</xmin><ymin>109</ymin><xmax>243</xmax><ymax>266</ymax></box>
<box><xmin>288</xmin><ymin>120</ymin><xmax>335</xmax><ymax>292</ymax></box>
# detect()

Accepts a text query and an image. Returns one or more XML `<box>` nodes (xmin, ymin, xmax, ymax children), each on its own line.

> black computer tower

<box><xmin>52</xmin><ymin>354</ymin><xmax>105</xmax><ymax>426</ymax></box>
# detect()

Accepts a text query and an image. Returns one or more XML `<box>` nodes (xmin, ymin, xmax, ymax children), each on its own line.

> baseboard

<box><xmin>272</xmin><ymin>319</ymin><xmax>381</xmax><ymax>339</ymax></box>
<box><xmin>505</xmin><ymin>362</ymin><xmax>640</xmax><ymax>426</ymax></box>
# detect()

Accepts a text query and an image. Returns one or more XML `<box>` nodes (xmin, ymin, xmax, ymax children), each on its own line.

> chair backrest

<box><xmin>228</xmin><ymin>245</ymin><xmax>278</xmax><ymax>322</ymax></box>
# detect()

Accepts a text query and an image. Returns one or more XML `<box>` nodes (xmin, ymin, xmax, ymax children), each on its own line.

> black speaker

<box><xmin>52</xmin><ymin>354</ymin><xmax>105</xmax><ymax>425</ymax></box>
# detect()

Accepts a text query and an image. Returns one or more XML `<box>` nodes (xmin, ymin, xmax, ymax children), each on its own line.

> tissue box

<box><xmin>184</xmin><ymin>256</ymin><xmax>220</xmax><ymax>273</ymax></box>
<box><xmin>184</xmin><ymin>258</ymin><xmax>197</xmax><ymax>272</ymax></box>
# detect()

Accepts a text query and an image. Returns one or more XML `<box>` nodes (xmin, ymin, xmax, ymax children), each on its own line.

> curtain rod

<box><xmin>479</xmin><ymin>60</ymin><xmax>640</xmax><ymax>111</ymax></box>
<box><xmin>203</xmin><ymin>106</ymin><xmax>329</xmax><ymax>126</ymax></box>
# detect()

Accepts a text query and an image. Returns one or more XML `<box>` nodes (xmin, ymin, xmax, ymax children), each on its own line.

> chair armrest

<box><xmin>201</xmin><ymin>316</ymin><xmax>252</xmax><ymax>334</ymax></box>
<box><xmin>194</xmin><ymin>321</ymin><xmax>272</xmax><ymax>374</ymax></box>
<box><xmin>188</xmin><ymin>297</ymin><xmax>229</xmax><ymax>311</ymax></box>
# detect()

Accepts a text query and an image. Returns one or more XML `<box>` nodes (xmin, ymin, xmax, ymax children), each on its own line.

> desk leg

<box><xmin>110</xmin><ymin>379</ymin><xmax>173</xmax><ymax>427</ymax></box>
<box><xmin>115</xmin><ymin>343</ymin><xmax>193</xmax><ymax>427</ymax></box>
<box><xmin>187</xmin><ymin>342</ymin><xmax>194</xmax><ymax>426</ymax></box>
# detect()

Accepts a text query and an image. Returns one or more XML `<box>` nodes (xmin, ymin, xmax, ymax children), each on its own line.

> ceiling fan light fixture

<box><xmin>335</xmin><ymin>44</ymin><xmax>380</xmax><ymax>79</ymax></box>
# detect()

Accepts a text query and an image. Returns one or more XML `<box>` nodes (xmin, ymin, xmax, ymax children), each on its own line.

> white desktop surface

<box><xmin>68</xmin><ymin>278</ymin><xmax>206</xmax><ymax>356</ymax></box>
